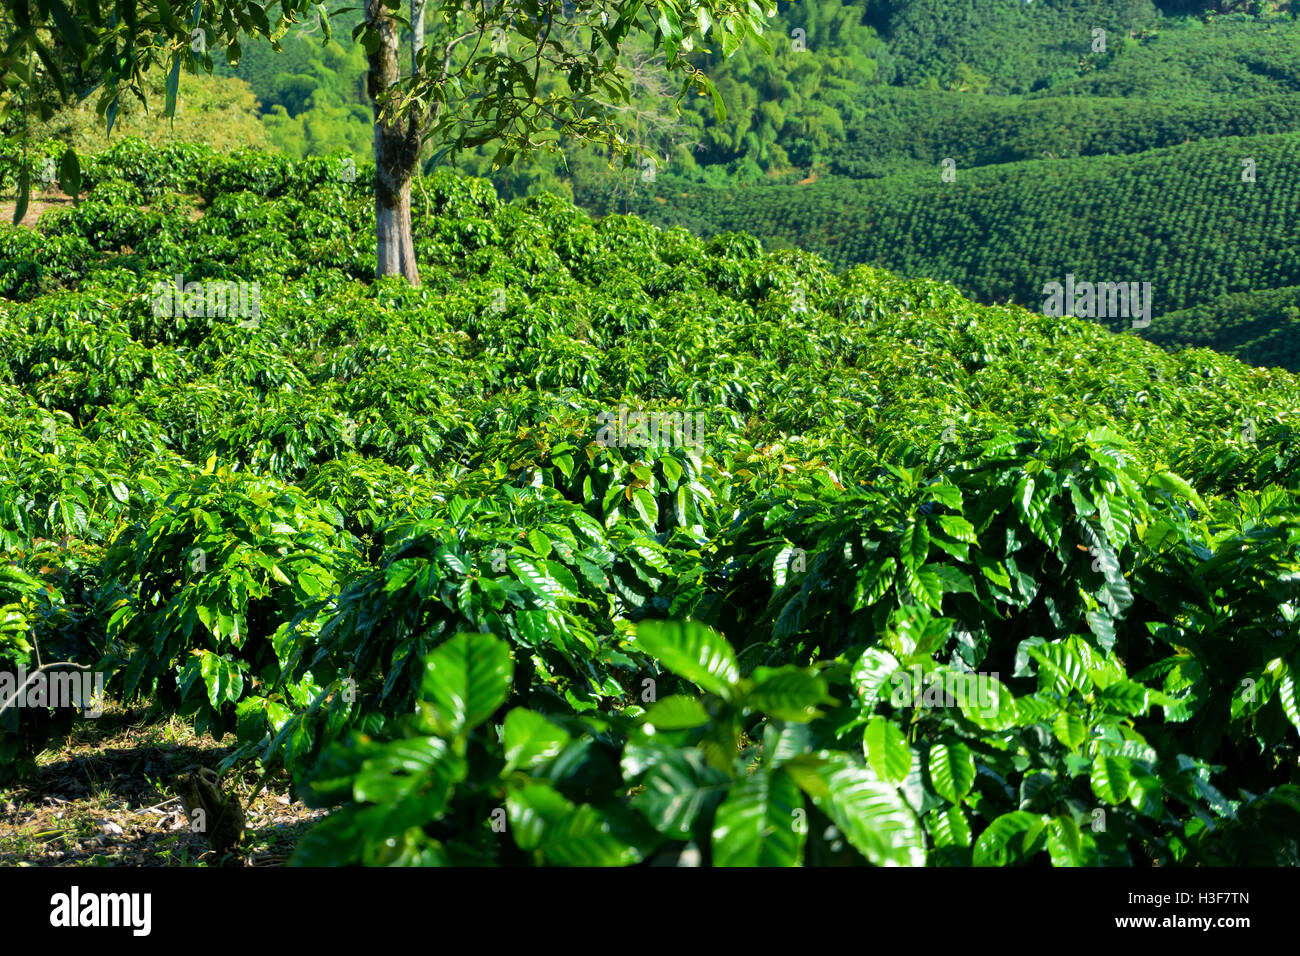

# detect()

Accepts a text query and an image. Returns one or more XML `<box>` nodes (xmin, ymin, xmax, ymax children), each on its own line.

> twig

<box><xmin>136</xmin><ymin>796</ymin><xmax>182</xmax><ymax>814</ymax></box>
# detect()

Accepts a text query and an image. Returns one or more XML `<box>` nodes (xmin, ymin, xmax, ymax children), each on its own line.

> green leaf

<box><xmin>851</xmin><ymin>647</ymin><xmax>900</xmax><ymax>707</ymax></box>
<box><xmin>863</xmin><ymin>717</ymin><xmax>913</xmax><ymax>786</ymax></box>
<box><xmin>972</xmin><ymin>811</ymin><xmax>1047</xmax><ymax>866</ymax></box>
<box><xmin>937</xmin><ymin>514</ymin><xmax>976</xmax><ymax>543</ymax></box>
<box><xmin>852</xmin><ymin>555</ymin><xmax>897</xmax><ymax>609</ymax></box>
<box><xmin>507</xmin><ymin>782</ymin><xmax>642</xmax><ymax>865</ymax></box>
<box><xmin>57</xmin><ymin>148</ymin><xmax>81</xmax><ymax>199</ymax></box>
<box><xmin>48</xmin><ymin>0</ymin><xmax>88</xmax><ymax>57</ymax></box>
<box><xmin>933</xmin><ymin>565</ymin><xmax>976</xmax><ymax>595</ymax></box>
<box><xmin>1096</xmin><ymin>679</ymin><xmax>1151</xmax><ymax>716</ymax></box>
<box><xmin>165</xmin><ymin>54</ymin><xmax>181</xmax><ymax>119</ymax></box>
<box><xmin>786</xmin><ymin>752</ymin><xmax>925</xmax><ymax>867</ymax></box>
<box><xmin>631</xmin><ymin>748</ymin><xmax>728</xmax><ymax>837</ymax></box>
<box><xmin>1046</xmin><ymin>814</ymin><xmax>1098</xmax><ymax>867</ymax></box>
<box><xmin>959</xmin><ymin>676</ymin><xmax>1018</xmax><ymax>731</ymax></box>
<box><xmin>632</xmin><ymin>487</ymin><xmax>658</xmax><ymax>526</ymax></box>
<box><xmin>744</xmin><ymin>666</ymin><xmax>829</xmax><ymax>722</ymax></box>
<box><xmin>927</xmin><ymin>806</ymin><xmax>972</xmax><ymax>848</ymax></box>
<box><xmin>525</xmin><ymin>528</ymin><xmax>551</xmax><ymax>557</ymax></box>
<box><xmin>1090</xmin><ymin>754</ymin><xmax>1134</xmax><ymax>805</ymax></box>
<box><xmin>903</xmin><ymin>563</ymin><xmax>944</xmax><ymax>610</ymax></box>
<box><xmin>900</xmin><ymin>520</ymin><xmax>930</xmax><ymax>571</ymax></box>
<box><xmin>353</xmin><ymin>736</ymin><xmax>461</xmax><ymax>809</ymax></box>
<box><xmin>1052</xmin><ymin>711</ymin><xmax>1088</xmax><ymax>750</ymax></box>
<box><xmin>1128</xmin><ymin>770</ymin><xmax>1164</xmax><ymax>817</ymax></box>
<box><xmin>502</xmin><ymin>708</ymin><xmax>571</xmax><ymax>774</ymax></box>
<box><xmin>191</xmin><ymin>651</ymin><xmax>243</xmax><ymax>709</ymax></box>
<box><xmin>712</xmin><ymin>768</ymin><xmax>804</xmax><ymax>867</ymax></box>
<box><xmin>1148</xmin><ymin>471</ymin><xmax>1206</xmax><ymax>513</ymax></box>
<box><xmin>644</xmin><ymin>695</ymin><xmax>710</xmax><ymax>730</ymax></box>
<box><xmin>1280</xmin><ymin>661</ymin><xmax>1300</xmax><ymax>740</ymax></box>
<box><xmin>419</xmin><ymin>633</ymin><xmax>513</xmax><ymax>739</ymax></box>
<box><xmin>12</xmin><ymin>168</ymin><xmax>29</xmax><ymax>226</ymax></box>
<box><xmin>633</xmin><ymin>619</ymin><xmax>739</xmax><ymax>699</ymax></box>
<box><xmin>928</xmin><ymin>742</ymin><xmax>976</xmax><ymax>804</ymax></box>
<box><xmin>510</xmin><ymin>556</ymin><xmax>578</xmax><ymax>603</ymax></box>
<box><xmin>926</xmin><ymin>482</ymin><xmax>963</xmax><ymax>510</ymax></box>
<box><xmin>657</xmin><ymin>2</ymin><xmax>682</xmax><ymax>42</ymax></box>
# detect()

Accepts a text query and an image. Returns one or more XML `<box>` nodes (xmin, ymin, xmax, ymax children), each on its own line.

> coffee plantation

<box><xmin>1</xmin><ymin>141</ymin><xmax>1299</xmax><ymax>866</ymax></box>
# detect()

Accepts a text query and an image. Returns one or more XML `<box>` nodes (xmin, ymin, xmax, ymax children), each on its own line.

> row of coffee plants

<box><xmin>1</xmin><ymin>141</ymin><xmax>1298</xmax><ymax>864</ymax></box>
<box><xmin>586</xmin><ymin>130</ymin><xmax>1300</xmax><ymax>352</ymax></box>
<box><xmin>825</xmin><ymin>89</ymin><xmax>1300</xmax><ymax>180</ymax></box>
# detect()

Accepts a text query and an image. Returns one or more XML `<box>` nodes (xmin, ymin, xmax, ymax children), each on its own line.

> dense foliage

<box><xmin>16</xmin><ymin>1</ymin><xmax>1297</xmax><ymax>378</ymax></box>
<box><xmin>24</xmin><ymin>73</ymin><xmax>269</xmax><ymax>156</ymax></box>
<box><xmin>2</xmin><ymin>142</ymin><xmax>1299</xmax><ymax>865</ymax></box>
<box><xmin>205</xmin><ymin>1</ymin><xmax>1300</xmax><ymax>374</ymax></box>
<box><xmin>1148</xmin><ymin>286</ymin><xmax>1300</xmax><ymax>372</ymax></box>
<box><xmin>869</xmin><ymin>0</ymin><xmax>1162</xmax><ymax>94</ymax></box>
<box><xmin>1020</xmin><ymin>14</ymin><xmax>1300</xmax><ymax>99</ymax></box>
<box><xmin>209</xmin><ymin>0</ymin><xmax>371</xmax><ymax>160</ymax></box>
<box><xmin>822</xmin><ymin>88</ymin><xmax>1300</xmax><ymax>180</ymax></box>
<box><xmin>593</xmin><ymin>130</ymin><xmax>1300</xmax><ymax>367</ymax></box>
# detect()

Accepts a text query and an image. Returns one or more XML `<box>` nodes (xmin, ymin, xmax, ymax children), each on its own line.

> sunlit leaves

<box><xmin>863</xmin><ymin>717</ymin><xmax>913</xmax><ymax>786</ymax></box>
<box><xmin>631</xmin><ymin>748</ymin><xmax>728</xmax><ymax>837</ymax></box>
<box><xmin>418</xmin><ymin>633</ymin><xmax>514</xmax><ymax>741</ymax></box>
<box><xmin>785</xmin><ymin>752</ymin><xmax>926</xmax><ymax>867</ymax></box>
<box><xmin>6</xmin><ymin>139</ymin><xmax>1300</xmax><ymax>869</ymax></box>
<box><xmin>973</xmin><ymin>811</ymin><xmax>1047</xmax><ymax>867</ymax></box>
<box><xmin>1091</xmin><ymin>754</ymin><xmax>1134</xmax><ymax>805</ymax></box>
<box><xmin>633</xmin><ymin>619</ymin><xmax>739</xmax><ymax>699</ymax></box>
<box><xmin>508</xmin><ymin>782</ymin><xmax>643</xmax><ymax>866</ymax></box>
<box><xmin>928</xmin><ymin>742</ymin><xmax>976</xmax><ymax>805</ymax></box>
<box><xmin>502</xmin><ymin>708</ymin><xmax>572</xmax><ymax>773</ymax></box>
<box><xmin>712</xmin><ymin>768</ymin><xmax>804</xmax><ymax>867</ymax></box>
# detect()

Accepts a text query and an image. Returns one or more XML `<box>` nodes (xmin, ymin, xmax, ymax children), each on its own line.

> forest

<box><xmin>0</xmin><ymin>0</ymin><xmax>1298</xmax><ymax>874</ymax></box>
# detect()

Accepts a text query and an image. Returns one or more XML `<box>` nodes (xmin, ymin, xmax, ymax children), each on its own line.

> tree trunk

<box><xmin>411</xmin><ymin>0</ymin><xmax>427</xmax><ymax>76</ymax></box>
<box><xmin>367</xmin><ymin>0</ymin><xmax>422</xmax><ymax>285</ymax></box>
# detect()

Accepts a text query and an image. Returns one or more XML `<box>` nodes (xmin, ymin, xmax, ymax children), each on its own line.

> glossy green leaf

<box><xmin>1090</xmin><ymin>754</ymin><xmax>1134</xmax><ymax>805</ymax></box>
<box><xmin>744</xmin><ymin>666</ymin><xmax>830</xmax><ymax>722</ymax></box>
<box><xmin>786</xmin><ymin>752</ymin><xmax>925</xmax><ymax>867</ymax></box>
<box><xmin>419</xmin><ymin>633</ymin><xmax>513</xmax><ymax>739</ymax></box>
<box><xmin>644</xmin><ymin>695</ymin><xmax>710</xmax><ymax>730</ymax></box>
<box><xmin>712</xmin><ymin>768</ymin><xmax>805</xmax><ymax>867</ymax></box>
<box><xmin>507</xmin><ymin>782</ymin><xmax>642</xmax><ymax>866</ymax></box>
<box><xmin>502</xmin><ymin>708</ymin><xmax>571</xmax><ymax>774</ymax></box>
<box><xmin>863</xmin><ymin>717</ymin><xmax>913</xmax><ymax>786</ymax></box>
<box><xmin>633</xmin><ymin>619</ymin><xmax>740</xmax><ymax>699</ymax></box>
<box><xmin>631</xmin><ymin>748</ymin><xmax>728</xmax><ymax>837</ymax></box>
<box><xmin>973</xmin><ymin>811</ymin><xmax>1047</xmax><ymax>866</ymax></box>
<box><xmin>929</xmin><ymin>742</ymin><xmax>976</xmax><ymax>804</ymax></box>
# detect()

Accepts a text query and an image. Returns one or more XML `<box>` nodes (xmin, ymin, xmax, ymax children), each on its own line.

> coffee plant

<box><xmin>1</xmin><ymin>140</ymin><xmax>1298</xmax><ymax>865</ymax></box>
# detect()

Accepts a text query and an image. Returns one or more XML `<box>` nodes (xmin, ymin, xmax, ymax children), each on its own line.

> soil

<box><xmin>0</xmin><ymin>700</ymin><xmax>328</xmax><ymax>867</ymax></box>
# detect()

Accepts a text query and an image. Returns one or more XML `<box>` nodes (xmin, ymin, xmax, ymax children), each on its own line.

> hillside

<box><xmin>59</xmin><ymin>1</ymin><xmax>1297</xmax><ymax>379</ymax></box>
<box><xmin>593</xmin><ymin>130</ymin><xmax>1300</xmax><ymax>366</ymax></box>
<box><xmin>824</xmin><ymin>88</ymin><xmax>1300</xmax><ymax>178</ymax></box>
<box><xmin>2</xmin><ymin>142</ymin><xmax>1300</xmax><ymax>866</ymax></box>
<box><xmin>1148</xmin><ymin>285</ymin><xmax>1300</xmax><ymax>371</ymax></box>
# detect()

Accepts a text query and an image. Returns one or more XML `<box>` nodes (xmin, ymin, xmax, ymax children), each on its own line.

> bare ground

<box><xmin>0</xmin><ymin>700</ymin><xmax>327</xmax><ymax>867</ymax></box>
<box><xmin>0</xmin><ymin>189</ymin><xmax>75</xmax><ymax>228</ymax></box>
